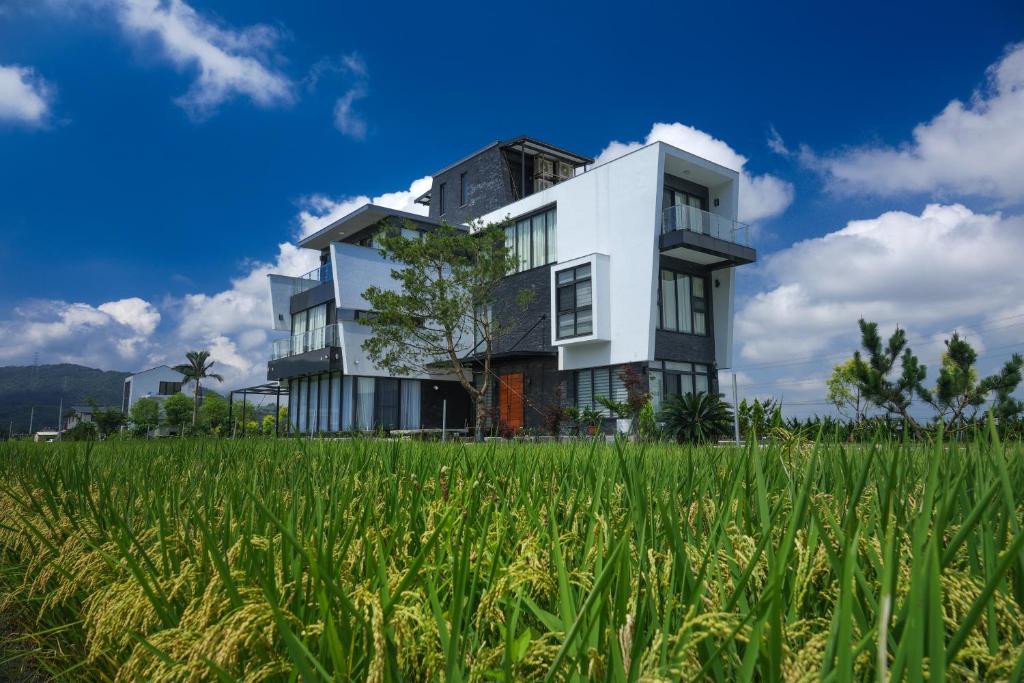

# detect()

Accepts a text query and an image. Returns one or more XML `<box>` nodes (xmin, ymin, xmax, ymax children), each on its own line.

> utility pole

<box><xmin>28</xmin><ymin>406</ymin><xmax>35</xmax><ymax>436</ymax></box>
<box><xmin>57</xmin><ymin>396</ymin><xmax>63</xmax><ymax>439</ymax></box>
<box><xmin>732</xmin><ymin>372</ymin><xmax>740</xmax><ymax>445</ymax></box>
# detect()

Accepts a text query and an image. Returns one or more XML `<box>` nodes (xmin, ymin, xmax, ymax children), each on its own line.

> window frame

<box><xmin>438</xmin><ymin>182</ymin><xmax>446</xmax><ymax>216</ymax></box>
<box><xmin>555</xmin><ymin>263</ymin><xmax>593</xmax><ymax>340</ymax></box>
<box><xmin>504</xmin><ymin>206</ymin><xmax>557</xmax><ymax>274</ymax></box>
<box><xmin>459</xmin><ymin>172</ymin><xmax>467</xmax><ymax>207</ymax></box>
<box><xmin>657</xmin><ymin>269</ymin><xmax>710</xmax><ymax>336</ymax></box>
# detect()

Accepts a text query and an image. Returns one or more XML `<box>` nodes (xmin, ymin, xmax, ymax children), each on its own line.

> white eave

<box><xmin>298</xmin><ymin>204</ymin><xmax>450</xmax><ymax>251</ymax></box>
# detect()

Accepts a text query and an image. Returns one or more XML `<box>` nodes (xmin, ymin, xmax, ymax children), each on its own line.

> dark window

<box><xmin>158</xmin><ymin>381</ymin><xmax>182</xmax><ymax>395</ymax></box>
<box><xmin>575</xmin><ymin>366</ymin><xmax>627</xmax><ymax>416</ymax></box>
<box><xmin>122</xmin><ymin>380</ymin><xmax>131</xmax><ymax>413</ymax></box>
<box><xmin>374</xmin><ymin>378</ymin><xmax>400</xmax><ymax>430</ymax></box>
<box><xmin>556</xmin><ymin>263</ymin><xmax>592</xmax><ymax>339</ymax></box>
<box><xmin>658</xmin><ymin>269</ymin><xmax>708</xmax><ymax>335</ymax></box>
<box><xmin>438</xmin><ymin>182</ymin><xmax>446</xmax><ymax>215</ymax></box>
<box><xmin>459</xmin><ymin>172</ymin><xmax>467</xmax><ymax>206</ymax></box>
<box><xmin>649</xmin><ymin>361</ymin><xmax>711</xmax><ymax>408</ymax></box>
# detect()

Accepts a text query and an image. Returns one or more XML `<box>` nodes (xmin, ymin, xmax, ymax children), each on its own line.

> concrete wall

<box><xmin>124</xmin><ymin>366</ymin><xmax>187</xmax><ymax>412</ymax></box>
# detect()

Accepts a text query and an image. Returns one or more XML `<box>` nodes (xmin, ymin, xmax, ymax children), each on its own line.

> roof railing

<box><xmin>271</xmin><ymin>323</ymin><xmax>341</xmax><ymax>360</ymax></box>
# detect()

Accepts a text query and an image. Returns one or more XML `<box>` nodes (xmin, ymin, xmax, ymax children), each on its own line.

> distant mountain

<box><xmin>0</xmin><ymin>364</ymin><xmax>130</xmax><ymax>435</ymax></box>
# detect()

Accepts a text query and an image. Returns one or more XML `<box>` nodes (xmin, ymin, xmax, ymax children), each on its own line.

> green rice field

<box><xmin>0</xmin><ymin>435</ymin><xmax>1022</xmax><ymax>681</ymax></box>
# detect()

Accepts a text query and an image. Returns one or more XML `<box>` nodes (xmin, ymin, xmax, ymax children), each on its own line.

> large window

<box><xmin>658</xmin><ymin>269</ymin><xmax>707</xmax><ymax>335</ymax></box>
<box><xmin>158</xmin><ymin>381</ymin><xmax>182</xmax><ymax>395</ymax></box>
<box><xmin>459</xmin><ymin>172</ymin><xmax>467</xmax><ymax>206</ymax></box>
<box><xmin>504</xmin><ymin>207</ymin><xmax>556</xmax><ymax>273</ymax></box>
<box><xmin>291</xmin><ymin>303</ymin><xmax>330</xmax><ymax>353</ymax></box>
<box><xmin>575</xmin><ymin>366</ymin><xmax>628</xmax><ymax>416</ymax></box>
<box><xmin>438</xmin><ymin>182</ymin><xmax>447</xmax><ymax>216</ymax></box>
<box><xmin>648</xmin><ymin>361</ymin><xmax>711</xmax><ymax>410</ymax></box>
<box><xmin>556</xmin><ymin>264</ymin><xmax>592</xmax><ymax>339</ymax></box>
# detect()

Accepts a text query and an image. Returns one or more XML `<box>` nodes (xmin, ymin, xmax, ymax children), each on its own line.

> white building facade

<box><xmin>266</xmin><ymin>137</ymin><xmax>755</xmax><ymax>435</ymax></box>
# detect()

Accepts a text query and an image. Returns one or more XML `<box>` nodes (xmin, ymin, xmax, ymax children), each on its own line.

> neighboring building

<box><xmin>122</xmin><ymin>366</ymin><xmax>187</xmax><ymax>414</ymax></box>
<box><xmin>266</xmin><ymin>135</ymin><xmax>756</xmax><ymax>435</ymax></box>
<box><xmin>63</xmin><ymin>404</ymin><xmax>117</xmax><ymax>431</ymax></box>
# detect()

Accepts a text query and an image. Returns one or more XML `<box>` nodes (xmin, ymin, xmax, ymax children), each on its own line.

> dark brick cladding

<box><xmin>490</xmin><ymin>265</ymin><xmax>554</xmax><ymax>355</ymax></box>
<box><xmin>429</xmin><ymin>145</ymin><xmax>516</xmax><ymax>224</ymax></box>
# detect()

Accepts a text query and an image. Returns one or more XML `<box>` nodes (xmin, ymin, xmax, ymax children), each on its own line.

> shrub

<box><xmin>658</xmin><ymin>391</ymin><xmax>733</xmax><ymax>443</ymax></box>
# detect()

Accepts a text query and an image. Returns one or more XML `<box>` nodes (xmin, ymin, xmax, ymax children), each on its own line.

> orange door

<box><xmin>498</xmin><ymin>373</ymin><xmax>524</xmax><ymax>431</ymax></box>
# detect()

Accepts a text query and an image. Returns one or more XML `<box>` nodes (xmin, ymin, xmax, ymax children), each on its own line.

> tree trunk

<box><xmin>474</xmin><ymin>396</ymin><xmax>486</xmax><ymax>442</ymax></box>
<box><xmin>192</xmin><ymin>381</ymin><xmax>200</xmax><ymax>427</ymax></box>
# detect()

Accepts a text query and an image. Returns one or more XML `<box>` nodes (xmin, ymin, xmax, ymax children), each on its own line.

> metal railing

<box><xmin>271</xmin><ymin>323</ymin><xmax>340</xmax><ymax>360</ymax></box>
<box><xmin>661</xmin><ymin>204</ymin><xmax>750</xmax><ymax>247</ymax></box>
<box><xmin>289</xmin><ymin>262</ymin><xmax>333</xmax><ymax>296</ymax></box>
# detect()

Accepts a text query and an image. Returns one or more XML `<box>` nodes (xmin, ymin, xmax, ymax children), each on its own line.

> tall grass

<box><xmin>0</xmin><ymin>431</ymin><xmax>1022</xmax><ymax>681</ymax></box>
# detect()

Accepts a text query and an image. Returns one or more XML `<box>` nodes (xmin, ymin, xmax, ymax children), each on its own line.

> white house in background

<box><xmin>122</xmin><ymin>365</ymin><xmax>187</xmax><ymax>414</ymax></box>
<box><xmin>266</xmin><ymin>135</ymin><xmax>756</xmax><ymax>435</ymax></box>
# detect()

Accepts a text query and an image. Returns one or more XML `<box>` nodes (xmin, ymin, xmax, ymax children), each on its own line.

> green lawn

<box><xmin>0</xmin><ymin>436</ymin><xmax>1022</xmax><ymax>681</ymax></box>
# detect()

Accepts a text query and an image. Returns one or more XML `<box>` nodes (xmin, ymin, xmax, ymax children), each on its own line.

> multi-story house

<box><xmin>267</xmin><ymin>136</ymin><xmax>755</xmax><ymax>435</ymax></box>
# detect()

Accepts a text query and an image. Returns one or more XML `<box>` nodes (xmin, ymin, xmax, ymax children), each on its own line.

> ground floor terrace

<box><xmin>280</xmin><ymin>356</ymin><xmax>718</xmax><ymax>436</ymax></box>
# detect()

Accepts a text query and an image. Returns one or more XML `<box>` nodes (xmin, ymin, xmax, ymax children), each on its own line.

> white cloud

<box><xmin>804</xmin><ymin>42</ymin><xmax>1024</xmax><ymax>203</ymax></box>
<box><xmin>593</xmin><ymin>122</ymin><xmax>795</xmax><ymax>224</ymax></box>
<box><xmin>0</xmin><ymin>64</ymin><xmax>54</xmax><ymax>125</ymax></box>
<box><xmin>333</xmin><ymin>85</ymin><xmax>367</xmax><ymax>139</ymax></box>
<box><xmin>0</xmin><ymin>297</ymin><xmax>160</xmax><ymax>368</ymax></box>
<box><xmin>736</xmin><ymin>203</ymin><xmax>1024</xmax><ymax>366</ymax></box>
<box><xmin>766</xmin><ymin>124</ymin><xmax>790</xmax><ymax>156</ymax></box>
<box><xmin>100</xmin><ymin>0</ymin><xmax>293</xmax><ymax>118</ymax></box>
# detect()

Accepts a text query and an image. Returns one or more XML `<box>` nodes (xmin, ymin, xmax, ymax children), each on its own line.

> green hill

<box><xmin>0</xmin><ymin>364</ymin><xmax>130</xmax><ymax>436</ymax></box>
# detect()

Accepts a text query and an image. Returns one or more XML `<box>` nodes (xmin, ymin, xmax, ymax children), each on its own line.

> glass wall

<box><xmin>505</xmin><ymin>207</ymin><xmax>557</xmax><ymax>273</ymax></box>
<box><xmin>284</xmin><ymin>374</ymin><xmax>424</xmax><ymax>434</ymax></box>
<box><xmin>648</xmin><ymin>361</ymin><xmax>712</xmax><ymax>410</ymax></box>
<box><xmin>574</xmin><ymin>366</ymin><xmax>628</xmax><ymax>416</ymax></box>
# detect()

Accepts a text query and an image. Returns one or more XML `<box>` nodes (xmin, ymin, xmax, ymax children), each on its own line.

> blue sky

<box><xmin>2</xmin><ymin>0</ymin><xmax>1023</xmax><ymax>415</ymax></box>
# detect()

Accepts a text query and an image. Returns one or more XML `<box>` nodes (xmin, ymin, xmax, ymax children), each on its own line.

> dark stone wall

<box><xmin>484</xmin><ymin>356</ymin><xmax>565</xmax><ymax>431</ymax></box>
<box><xmin>429</xmin><ymin>145</ymin><xmax>516</xmax><ymax>224</ymax></box>
<box><xmin>267</xmin><ymin>347</ymin><xmax>342</xmax><ymax>381</ymax></box>
<box><xmin>491</xmin><ymin>265</ymin><xmax>553</xmax><ymax>355</ymax></box>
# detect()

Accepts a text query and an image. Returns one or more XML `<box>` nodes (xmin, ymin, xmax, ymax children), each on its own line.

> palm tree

<box><xmin>173</xmin><ymin>350</ymin><xmax>224</xmax><ymax>427</ymax></box>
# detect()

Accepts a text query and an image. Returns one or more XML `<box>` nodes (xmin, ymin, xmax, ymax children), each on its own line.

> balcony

<box><xmin>659</xmin><ymin>205</ymin><xmax>756</xmax><ymax>268</ymax></box>
<box><xmin>292</xmin><ymin>263</ymin><xmax>334</xmax><ymax>295</ymax></box>
<box><xmin>272</xmin><ymin>323</ymin><xmax>340</xmax><ymax>359</ymax></box>
<box><xmin>267</xmin><ymin>323</ymin><xmax>343</xmax><ymax>381</ymax></box>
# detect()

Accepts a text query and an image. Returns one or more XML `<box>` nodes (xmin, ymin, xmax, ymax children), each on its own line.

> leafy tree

<box><xmin>87</xmin><ymin>400</ymin><xmax>125</xmax><ymax>437</ymax></box>
<box><xmin>985</xmin><ymin>353</ymin><xmax>1024</xmax><ymax>426</ymax></box>
<box><xmin>658</xmin><ymin>392</ymin><xmax>733</xmax><ymax>444</ymax></box>
<box><xmin>361</xmin><ymin>220</ymin><xmax>519</xmax><ymax>441</ymax></box>
<box><xmin>261</xmin><ymin>413</ymin><xmax>276</xmax><ymax>435</ymax></box>
<box><xmin>129</xmin><ymin>397</ymin><xmax>161</xmax><ymax>436</ymax></box>
<box><xmin>199</xmin><ymin>394</ymin><xmax>229</xmax><ymax>434</ymax></box>
<box><xmin>737</xmin><ymin>397</ymin><xmax>779</xmax><ymax>440</ymax></box>
<box><xmin>851</xmin><ymin>319</ymin><xmax>929</xmax><ymax>434</ymax></box>
<box><xmin>163</xmin><ymin>393</ymin><xmax>194</xmax><ymax>433</ymax></box>
<box><xmin>826</xmin><ymin>359</ymin><xmax>865</xmax><ymax>423</ymax></box>
<box><xmin>173</xmin><ymin>350</ymin><xmax>225</xmax><ymax>427</ymax></box>
<box><xmin>63</xmin><ymin>421</ymin><xmax>97</xmax><ymax>441</ymax></box>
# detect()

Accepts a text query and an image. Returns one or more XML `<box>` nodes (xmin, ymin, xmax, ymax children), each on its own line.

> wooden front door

<box><xmin>498</xmin><ymin>373</ymin><xmax>524</xmax><ymax>432</ymax></box>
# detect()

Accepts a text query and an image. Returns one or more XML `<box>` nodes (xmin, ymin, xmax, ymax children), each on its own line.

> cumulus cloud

<box><xmin>803</xmin><ymin>43</ymin><xmax>1024</xmax><ymax>203</ymax></box>
<box><xmin>736</xmin><ymin>203</ymin><xmax>1024</xmax><ymax>365</ymax></box>
<box><xmin>0</xmin><ymin>297</ymin><xmax>160</xmax><ymax>369</ymax></box>
<box><xmin>593</xmin><ymin>122</ymin><xmax>795</xmax><ymax>224</ymax></box>
<box><xmin>0</xmin><ymin>64</ymin><xmax>54</xmax><ymax>125</ymax></box>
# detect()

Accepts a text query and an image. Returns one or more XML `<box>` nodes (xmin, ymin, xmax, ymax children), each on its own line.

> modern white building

<box><xmin>266</xmin><ymin>136</ymin><xmax>755</xmax><ymax>434</ymax></box>
<box><xmin>122</xmin><ymin>365</ymin><xmax>187</xmax><ymax>414</ymax></box>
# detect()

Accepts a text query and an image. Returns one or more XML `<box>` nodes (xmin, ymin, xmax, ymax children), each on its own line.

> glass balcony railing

<box><xmin>661</xmin><ymin>205</ymin><xmax>750</xmax><ymax>247</ymax></box>
<box><xmin>290</xmin><ymin>262</ymin><xmax>334</xmax><ymax>295</ymax></box>
<box><xmin>271</xmin><ymin>323</ymin><xmax>340</xmax><ymax>360</ymax></box>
